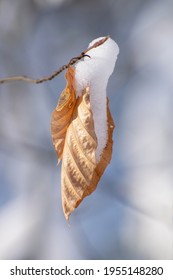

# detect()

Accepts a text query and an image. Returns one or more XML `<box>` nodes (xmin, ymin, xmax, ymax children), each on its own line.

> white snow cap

<box><xmin>75</xmin><ymin>36</ymin><xmax>119</xmax><ymax>162</ymax></box>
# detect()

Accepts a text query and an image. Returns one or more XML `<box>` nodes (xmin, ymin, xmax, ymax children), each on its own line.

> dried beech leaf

<box><xmin>61</xmin><ymin>87</ymin><xmax>114</xmax><ymax>220</ymax></box>
<box><xmin>50</xmin><ymin>36</ymin><xmax>118</xmax><ymax>220</ymax></box>
<box><xmin>50</xmin><ymin>66</ymin><xmax>76</xmax><ymax>163</ymax></box>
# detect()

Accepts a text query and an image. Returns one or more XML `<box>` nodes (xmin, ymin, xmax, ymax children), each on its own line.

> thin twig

<box><xmin>0</xmin><ymin>35</ymin><xmax>109</xmax><ymax>85</ymax></box>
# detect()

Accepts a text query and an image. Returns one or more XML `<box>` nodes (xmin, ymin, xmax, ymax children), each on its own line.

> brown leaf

<box><xmin>50</xmin><ymin>66</ymin><xmax>76</xmax><ymax>163</ymax></box>
<box><xmin>61</xmin><ymin>87</ymin><xmax>115</xmax><ymax>220</ymax></box>
<box><xmin>50</xmin><ymin>67</ymin><xmax>115</xmax><ymax>220</ymax></box>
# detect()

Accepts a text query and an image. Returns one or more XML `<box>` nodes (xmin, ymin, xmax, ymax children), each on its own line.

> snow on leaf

<box><xmin>51</xmin><ymin>36</ymin><xmax>119</xmax><ymax>220</ymax></box>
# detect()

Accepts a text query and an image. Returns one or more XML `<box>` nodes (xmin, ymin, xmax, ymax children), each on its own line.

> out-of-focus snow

<box><xmin>75</xmin><ymin>37</ymin><xmax>119</xmax><ymax>162</ymax></box>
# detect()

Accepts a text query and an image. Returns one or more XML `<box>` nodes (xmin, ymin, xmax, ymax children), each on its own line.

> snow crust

<box><xmin>75</xmin><ymin>37</ymin><xmax>119</xmax><ymax>162</ymax></box>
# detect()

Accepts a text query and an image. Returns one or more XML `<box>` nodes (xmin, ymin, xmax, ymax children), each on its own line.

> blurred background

<box><xmin>0</xmin><ymin>0</ymin><xmax>173</xmax><ymax>260</ymax></box>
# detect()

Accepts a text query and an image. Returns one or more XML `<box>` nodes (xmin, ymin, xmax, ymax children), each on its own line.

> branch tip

<box><xmin>0</xmin><ymin>35</ymin><xmax>109</xmax><ymax>85</ymax></box>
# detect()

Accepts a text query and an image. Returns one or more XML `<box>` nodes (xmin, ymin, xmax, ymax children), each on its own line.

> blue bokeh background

<box><xmin>0</xmin><ymin>0</ymin><xmax>172</xmax><ymax>259</ymax></box>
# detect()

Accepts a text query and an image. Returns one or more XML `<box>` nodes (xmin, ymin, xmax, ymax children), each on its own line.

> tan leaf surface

<box><xmin>50</xmin><ymin>66</ymin><xmax>76</xmax><ymax>163</ymax></box>
<box><xmin>61</xmin><ymin>86</ymin><xmax>115</xmax><ymax>220</ymax></box>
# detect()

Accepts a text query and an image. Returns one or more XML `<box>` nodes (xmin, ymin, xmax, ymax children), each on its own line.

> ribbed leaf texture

<box><xmin>50</xmin><ymin>66</ymin><xmax>115</xmax><ymax>220</ymax></box>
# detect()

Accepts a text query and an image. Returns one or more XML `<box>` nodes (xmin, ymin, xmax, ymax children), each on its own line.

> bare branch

<box><xmin>0</xmin><ymin>35</ymin><xmax>109</xmax><ymax>85</ymax></box>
